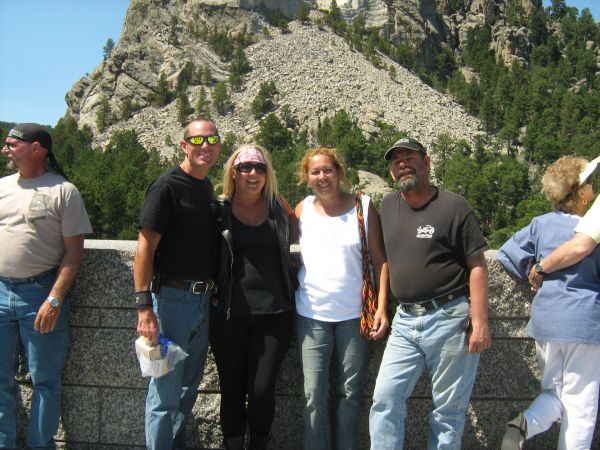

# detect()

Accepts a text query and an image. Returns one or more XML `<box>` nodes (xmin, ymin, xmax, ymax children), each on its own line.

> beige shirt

<box><xmin>0</xmin><ymin>172</ymin><xmax>92</xmax><ymax>278</ymax></box>
<box><xmin>575</xmin><ymin>195</ymin><xmax>600</xmax><ymax>244</ymax></box>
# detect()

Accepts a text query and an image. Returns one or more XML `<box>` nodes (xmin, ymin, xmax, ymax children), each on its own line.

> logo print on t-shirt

<box><xmin>416</xmin><ymin>224</ymin><xmax>434</xmax><ymax>239</ymax></box>
<box><xmin>28</xmin><ymin>193</ymin><xmax>50</xmax><ymax>221</ymax></box>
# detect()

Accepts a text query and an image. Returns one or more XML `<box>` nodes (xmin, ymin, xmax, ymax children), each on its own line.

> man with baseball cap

<box><xmin>134</xmin><ymin>117</ymin><xmax>221</xmax><ymax>449</ymax></box>
<box><xmin>370</xmin><ymin>136</ymin><xmax>492</xmax><ymax>449</ymax></box>
<box><xmin>1</xmin><ymin>123</ymin><xmax>92</xmax><ymax>448</ymax></box>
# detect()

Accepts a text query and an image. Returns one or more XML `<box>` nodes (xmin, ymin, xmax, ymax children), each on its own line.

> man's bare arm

<box><xmin>466</xmin><ymin>252</ymin><xmax>492</xmax><ymax>354</ymax></box>
<box><xmin>34</xmin><ymin>235</ymin><xmax>85</xmax><ymax>334</ymax></box>
<box><xmin>134</xmin><ymin>227</ymin><xmax>162</xmax><ymax>344</ymax></box>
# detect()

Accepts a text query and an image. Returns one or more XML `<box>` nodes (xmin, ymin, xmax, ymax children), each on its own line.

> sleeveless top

<box><xmin>295</xmin><ymin>194</ymin><xmax>370</xmax><ymax>322</ymax></box>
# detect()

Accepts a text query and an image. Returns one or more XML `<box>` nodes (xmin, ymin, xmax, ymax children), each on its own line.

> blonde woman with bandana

<box><xmin>211</xmin><ymin>144</ymin><xmax>295</xmax><ymax>450</ymax></box>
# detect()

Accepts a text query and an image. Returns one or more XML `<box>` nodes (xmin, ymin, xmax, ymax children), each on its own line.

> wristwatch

<box><xmin>47</xmin><ymin>296</ymin><xmax>62</xmax><ymax>308</ymax></box>
<box><xmin>534</xmin><ymin>262</ymin><xmax>547</xmax><ymax>276</ymax></box>
<box><xmin>135</xmin><ymin>291</ymin><xmax>153</xmax><ymax>308</ymax></box>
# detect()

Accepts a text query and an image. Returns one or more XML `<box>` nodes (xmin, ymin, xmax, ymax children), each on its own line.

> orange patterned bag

<box><xmin>355</xmin><ymin>192</ymin><xmax>378</xmax><ymax>339</ymax></box>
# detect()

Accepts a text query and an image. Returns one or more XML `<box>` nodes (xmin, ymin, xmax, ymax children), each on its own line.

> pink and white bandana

<box><xmin>233</xmin><ymin>147</ymin><xmax>266</xmax><ymax>166</ymax></box>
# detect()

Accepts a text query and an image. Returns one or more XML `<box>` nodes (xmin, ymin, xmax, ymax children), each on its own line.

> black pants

<box><xmin>209</xmin><ymin>311</ymin><xmax>293</xmax><ymax>438</ymax></box>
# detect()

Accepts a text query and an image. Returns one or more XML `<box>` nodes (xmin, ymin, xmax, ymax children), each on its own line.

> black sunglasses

<box><xmin>235</xmin><ymin>162</ymin><xmax>267</xmax><ymax>174</ymax></box>
<box><xmin>186</xmin><ymin>135</ymin><xmax>220</xmax><ymax>145</ymax></box>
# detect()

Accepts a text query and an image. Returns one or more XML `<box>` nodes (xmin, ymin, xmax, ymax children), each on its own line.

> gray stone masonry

<box><xmin>14</xmin><ymin>241</ymin><xmax>600</xmax><ymax>449</ymax></box>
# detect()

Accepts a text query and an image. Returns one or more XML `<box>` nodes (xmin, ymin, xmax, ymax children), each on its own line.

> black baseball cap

<box><xmin>7</xmin><ymin>123</ymin><xmax>52</xmax><ymax>152</ymax></box>
<box><xmin>384</xmin><ymin>137</ymin><xmax>426</xmax><ymax>160</ymax></box>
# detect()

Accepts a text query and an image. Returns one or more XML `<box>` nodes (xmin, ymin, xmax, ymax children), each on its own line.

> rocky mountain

<box><xmin>64</xmin><ymin>0</ymin><xmax>541</xmax><ymax>157</ymax></box>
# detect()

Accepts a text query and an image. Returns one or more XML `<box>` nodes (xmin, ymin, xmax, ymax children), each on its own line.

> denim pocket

<box><xmin>158</xmin><ymin>285</ymin><xmax>188</xmax><ymax>302</ymax></box>
<box><xmin>439</xmin><ymin>297</ymin><xmax>469</xmax><ymax>319</ymax></box>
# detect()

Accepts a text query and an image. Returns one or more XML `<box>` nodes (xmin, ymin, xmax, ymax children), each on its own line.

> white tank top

<box><xmin>295</xmin><ymin>194</ymin><xmax>370</xmax><ymax>322</ymax></box>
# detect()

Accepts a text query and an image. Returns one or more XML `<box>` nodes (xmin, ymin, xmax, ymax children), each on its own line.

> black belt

<box><xmin>160</xmin><ymin>276</ymin><xmax>215</xmax><ymax>294</ymax></box>
<box><xmin>400</xmin><ymin>286</ymin><xmax>467</xmax><ymax>313</ymax></box>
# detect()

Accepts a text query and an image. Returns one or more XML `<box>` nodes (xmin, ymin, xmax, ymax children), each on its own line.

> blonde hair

<box><xmin>221</xmin><ymin>143</ymin><xmax>279</xmax><ymax>207</ymax></box>
<box><xmin>542</xmin><ymin>156</ymin><xmax>589</xmax><ymax>212</ymax></box>
<box><xmin>297</xmin><ymin>147</ymin><xmax>351</xmax><ymax>191</ymax></box>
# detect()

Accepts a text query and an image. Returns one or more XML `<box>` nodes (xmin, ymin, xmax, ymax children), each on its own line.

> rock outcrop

<box><xmin>64</xmin><ymin>0</ymin><xmax>542</xmax><ymax>156</ymax></box>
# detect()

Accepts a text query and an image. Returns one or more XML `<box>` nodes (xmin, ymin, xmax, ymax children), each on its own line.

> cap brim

<box><xmin>579</xmin><ymin>156</ymin><xmax>600</xmax><ymax>185</ymax></box>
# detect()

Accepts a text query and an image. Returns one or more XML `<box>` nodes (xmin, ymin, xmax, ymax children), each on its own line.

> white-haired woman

<box><xmin>498</xmin><ymin>155</ymin><xmax>600</xmax><ymax>450</ymax></box>
<box><xmin>211</xmin><ymin>144</ymin><xmax>295</xmax><ymax>450</ymax></box>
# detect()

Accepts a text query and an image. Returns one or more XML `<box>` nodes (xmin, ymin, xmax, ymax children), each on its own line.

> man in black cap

<box><xmin>369</xmin><ymin>137</ymin><xmax>492</xmax><ymax>449</ymax></box>
<box><xmin>0</xmin><ymin>123</ymin><xmax>92</xmax><ymax>448</ymax></box>
<box><xmin>134</xmin><ymin>117</ymin><xmax>221</xmax><ymax>449</ymax></box>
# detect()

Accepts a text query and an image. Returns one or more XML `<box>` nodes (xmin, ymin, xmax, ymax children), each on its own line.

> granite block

<box><xmin>72</xmin><ymin>246</ymin><xmax>135</xmax><ymax>308</ymax></box>
<box><xmin>57</xmin><ymin>386</ymin><xmax>101</xmax><ymax>443</ymax></box>
<box><xmin>199</xmin><ymin>349</ymin><xmax>221</xmax><ymax>391</ymax></box>
<box><xmin>70</xmin><ymin>306</ymin><xmax>101</xmax><ymax>327</ymax></box>
<box><xmin>98</xmin><ymin>388</ymin><xmax>146</xmax><ymax>445</ymax></box>
<box><xmin>489</xmin><ymin>317</ymin><xmax>530</xmax><ymax>338</ymax></box>
<box><xmin>184</xmin><ymin>393</ymin><xmax>223</xmax><ymax>449</ymax></box>
<box><xmin>99</xmin><ymin>307</ymin><xmax>137</xmax><ymax>329</ymax></box>
<box><xmin>63</xmin><ymin>328</ymin><xmax>144</xmax><ymax>388</ymax></box>
<box><xmin>274</xmin><ymin>337</ymin><xmax>303</xmax><ymax>395</ymax></box>
<box><xmin>271</xmin><ymin>395</ymin><xmax>303</xmax><ymax>450</ymax></box>
<box><xmin>473</xmin><ymin>339</ymin><xmax>539</xmax><ymax>398</ymax></box>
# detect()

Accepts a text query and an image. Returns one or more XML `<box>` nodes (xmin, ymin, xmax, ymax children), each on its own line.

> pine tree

<box><xmin>212</xmin><ymin>82</ymin><xmax>230</xmax><ymax>115</ymax></box>
<box><xmin>154</xmin><ymin>72</ymin><xmax>170</xmax><ymax>107</ymax></box>
<box><xmin>195</xmin><ymin>87</ymin><xmax>208</xmax><ymax>116</ymax></box>
<box><xmin>96</xmin><ymin>96</ymin><xmax>111</xmax><ymax>131</ymax></box>
<box><xmin>103</xmin><ymin>38</ymin><xmax>115</xmax><ymax>61</ymax></box>
<box><xmin>177</xmin><ymin>91</ymin><xmax>193</xmax><ymax>125</ymax></box>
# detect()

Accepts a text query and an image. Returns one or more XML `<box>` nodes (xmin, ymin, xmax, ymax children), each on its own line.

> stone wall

<box><xmin>14</xmin><ymin>241</ymin><xmax>600</xmax><ymax>449</ymax></box>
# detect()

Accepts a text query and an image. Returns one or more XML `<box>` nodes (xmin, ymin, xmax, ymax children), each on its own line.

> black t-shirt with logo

<box><xmin>380</xmin><ymin>188</ymin><xmax>488</xmax><ymax>304</ymax></box>
<box><xmin>139</xmin><ymin>166</ymin><xmax>215</xmax><ymax>281</ymax></box>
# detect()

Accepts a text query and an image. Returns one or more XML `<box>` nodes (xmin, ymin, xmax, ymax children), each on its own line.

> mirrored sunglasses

<box><xmin>186</xmin><ymin>135</ymin><xmax>220</xmax><ymax>145</ymax></box>
<box><xmin>235</xmin><ymin>162</ymin><xmax>267</xmax><ymax>174</ymax></box>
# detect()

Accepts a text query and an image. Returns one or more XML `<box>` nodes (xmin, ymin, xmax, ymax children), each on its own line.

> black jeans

<box><xmin>209</xmin><ymin>310</ymin><xmax>293</xmax><ymax>438</ymax></box>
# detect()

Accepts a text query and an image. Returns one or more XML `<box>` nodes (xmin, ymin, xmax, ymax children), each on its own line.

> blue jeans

<box><xmin>145</xmin><ymin>285</ymin><xmax>211</xmax><ymax>450</ymax></box>
<box><xmin>0</xmin><ymin>270</ymin><xmax>69</xmax><ymax>450</ymax></box>
<box><xmin>296</xmin><ymin>315</ymin><xmax>368</xmax><ymax>450</ymax></box>
<box><xmin>369</xmin><ymin>297</ymin><xmax>479</xmax><ymax>450</ymax></box>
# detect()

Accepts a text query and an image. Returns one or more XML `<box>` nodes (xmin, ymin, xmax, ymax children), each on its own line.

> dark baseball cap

<box><xmin>7</xmin><ymin>123</ymin><xmax>52</xmax><ymax>152</ymax></box>
<box><xmin>384</xmin><ymin>137</ymin><xmax>426</xmax><ymax>160</ymax></box>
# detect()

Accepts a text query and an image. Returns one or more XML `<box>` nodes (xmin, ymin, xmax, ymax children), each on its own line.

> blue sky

<box><xmin>0</xmin><ymin>0</ymin><xmax>598</xmax><ymax>127</ymax></box>
<box><xmin>0</xmin><ymin>0</ymin><xmax>129</xmax><ymax>126</ymax></box>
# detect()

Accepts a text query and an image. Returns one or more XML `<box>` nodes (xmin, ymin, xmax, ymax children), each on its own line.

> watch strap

<box><xmin>534</xmin><ymin>263</ymin><xmax>547</xmax><ymax>276</ymax></box>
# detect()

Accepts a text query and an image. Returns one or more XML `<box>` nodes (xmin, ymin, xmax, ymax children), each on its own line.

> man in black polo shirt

<box><xmin>134</xmin><ymin>118</ymin><xmax>221</xmax><ymax>450</ymax></box>
<box><xmin>369</xmin><ymin>137</ymin><xmax>492</xmax><ymax>449</ymax></box>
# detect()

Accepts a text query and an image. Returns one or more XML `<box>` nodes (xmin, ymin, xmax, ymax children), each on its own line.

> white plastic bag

<box><xmin>135</xmin><ymin>334</ymin><xmax>188</xmax><ymax>378</ymax></box>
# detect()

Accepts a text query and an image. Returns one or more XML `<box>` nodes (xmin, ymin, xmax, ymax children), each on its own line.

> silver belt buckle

<box><xmin>191</xmin><ymin>280</ymin><xmax>213</xmax><ymax>294</ymax></box>
<box><xmin>403</xmin><ymin>303</ymin><xmax>427</xmax><ymax>316</ymax></box>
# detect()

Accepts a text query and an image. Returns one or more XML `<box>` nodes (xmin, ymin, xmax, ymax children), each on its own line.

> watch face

<box><xmin>48</xmin><ymin>297</ymin><xmax>61</xmax><ymax>307</ymax></box>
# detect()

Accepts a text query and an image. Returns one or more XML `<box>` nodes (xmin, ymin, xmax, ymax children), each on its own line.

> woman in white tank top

<box><xmin>292</xmin><ymin>147</ymin><xmax>389</xmax><ymax>450</ymax></box>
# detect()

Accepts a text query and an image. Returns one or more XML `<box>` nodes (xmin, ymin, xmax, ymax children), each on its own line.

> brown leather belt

<box><xmin>400</xmin><ymin>286</ymin><xmax>467</xmax><ymax>314</ymax></box>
